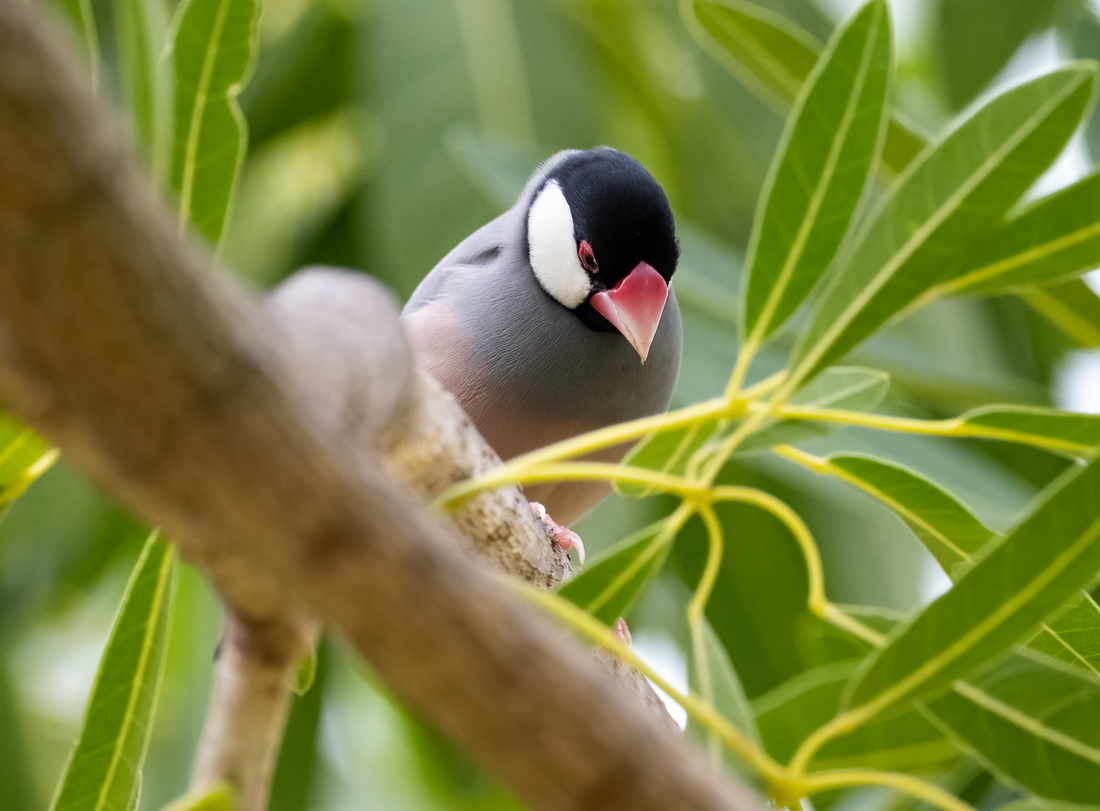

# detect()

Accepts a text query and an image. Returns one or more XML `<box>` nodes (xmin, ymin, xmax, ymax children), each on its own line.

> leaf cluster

<box><xmin>15</xmin><ymin>0</ymin><xmax>1100</xmax><ymax>809</ymax></box>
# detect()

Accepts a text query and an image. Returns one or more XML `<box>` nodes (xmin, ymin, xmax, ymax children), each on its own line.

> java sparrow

<box><xmin>403</xmin><ymin>147</ymin><xmax>682</xmax><ymax>558</ymax></box>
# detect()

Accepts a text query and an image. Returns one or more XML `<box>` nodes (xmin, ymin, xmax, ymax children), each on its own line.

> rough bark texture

<box><xmin>0</xmin><ymin>3</ymin><xmax>761</xmax><ymax>810</ymax></box>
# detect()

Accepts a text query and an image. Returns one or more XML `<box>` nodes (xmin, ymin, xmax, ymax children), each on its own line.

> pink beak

<box><xmin>590</xmin><ymin>261</ymin><xmax>669</xmax><ymax>362</ymax></box>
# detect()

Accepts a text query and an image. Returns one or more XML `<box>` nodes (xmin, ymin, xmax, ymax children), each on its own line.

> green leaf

<box><xmin>290</xmin><ymin>646</ymin><xmax>317</xmax><ymax>697</ymax></box>
<box><xmin>754</xmin><ymin>659</ymin><xmax>957</xmax><ymax>770</ymax></box>
<box><xmin>616</xmin><ymin>420</ymin><xmax>722</xmax><ymax>498</ymax></box>
<box><xmin>754</xmin><ymin>660</ymin><xmax>854</xmax><ymax>762</ymax></box>
<box><xmin>1023</xmin><ymin>279</ymin><xmax>1100</xmax><ymax>348</ymax></box>
<box><xmin>0</xmin><ymin>632</ymin><xmax>37</xmax><ymax>810</ymax></box>
<box><xmin>997</xmin><ymin>800</ymin><xmax>1100</xmax><ymax>811</ymax></box>
<box><xmin>49</xmin><ymin>535</ymin><xmax>177</xmax><ymax>811</ymax></box>
<box><xmin>783</xmin><ymin>448</ymin><xmax>1100</xmax><ymax>679</ymax></box>
<box><xmin>688</xmin><ymin>619</ymin><xmax>760</xmax><ymax>770</ymax></box>
<box><xmin>271</xmin><ymin>642</ymin><xmax>328</xmax><ymax>811</ymax></box>
<box><xmin>162</xmin><ymin>783</ymin><xmax>235</xmax><ymax>811</ymax></box>
<box><xmin>170</xmin><ymin>0</ymin><xmax>260</xmax><ymax>245</ymax></box>
<box><xmin>789</xmin><ymin>65</ymin><xmax>1097</xmax><ymax>386</ymax></box>
<box><xmin>795</xmin><ymin>451</ymin><xmax>994</xmax><ymax>573</ymax></box>
<box><xmin>686</xmin><ymin>0</ymin><xmax>1100</xmax><ymax>352</ymax></box>
<box><xmin>934</xmin><ymin>0</ymin><xmax>1058</xmax><ymax>110</ymax></box>
<box><xmin>687</xmin><ymin>0</ymin><xmax>819</xmax><ymax>107</ymax></box>
<box><xmin>685</xmin><ymin>0</ymin><xmax>925</xmax><ymax>176</ymax></box>
<box><xmin>843</xmin><ymin>455</ymin><xmax>1100</xmax><ymax>719</ymax></box>
<box><xmin>926</xmin><ymin>657</ymin><xmax>1100</xmax><ymax>803</ymax></box>
<box><xmin>788</xmin><ymin>365</ymin><xmax>891</xmax><ymax>412</ymax></box>
<box><xmin>820</xmin><ymin>702</ymin><xmax>956</xmax><ymax>774</ymax></box>
<box><xmin>941</xmin><ymin>173</ymin><xmax>1100</xmax><ymax>296</ymax></box>
<box><xmin>741</xmin><ymin>0</ymin><xmax>891</xmax><ymax>345</ymax></box>
<box><xmin>958</xmin><ymin>405</ymin><xmax>1100</xmax><ymax>456</ymax></box>
<box><xmin>1028</xmin><ymin>595</ymin><xmax>1100</xmax><ymax>677</ymax></box>
<box><xmin>558</xmin><ymin>524</ymin><xmax>671</xmax><ymax>625</ymax></box>
<box><xmin>115</xmin><ymin>0</ymin><xmax>169</xmax><ymax>166</ymax></box>
<box><xmin>675</xmin><ymin>502</ymin><xmax>813</xmax><ymax>698</ymax></box>
<box><xmin>740</xmin><ymin>366</ymin><xmax>890</xmax><ymax>452</ymax></box>
<box><xmin>621</xmin><ymin>366</ymin><xmax>890</xmax><ymax>495</ymax></box>
<box><xmin>0</xmin><ymin>415</ymin><xmax>57</xmax><ymax>506</ymax></box>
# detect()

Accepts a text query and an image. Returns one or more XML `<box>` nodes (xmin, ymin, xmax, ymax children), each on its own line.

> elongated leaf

<box><xmin>1023</xmin><ymin>279</ymin><xmax>1100</xmax><ymax>348</ymax></box>
<box><xmin>844</xmin><ymin>455</ymin><xmax>1100</xmax><ymax>718</ymax></box>
<box><xmin>687</xmin><ymin>0</ymin><xmax>924</xmax><ymax>175</ymax></box>
<box><xmin>675</xmin><ymin>499</ymin><xmax>814</xmax><ymax>697</ymax></box>
<box><xmin>819</xmin><ymin>702</ymin><xmax>957</xmax><ymax>774</ymax></box>
<box><xmin>782</xmin><ymin>448</ymin><xmax>1100</xmax><ymax>678</ymax></box>
<box><xmin>688</xmin><ymin>619</ymin><xmax>760</xmax><ymax>770</ymax></box>
<box><xmin>740</xmin><ymin>366</ymin><xmax>890</xmax><ymax>452</ymax></box>
<box><xmin>616</xmin><ymin>420</ymin><xmax>721</xmax><ymax>498</ymax></box>
<box><xmin>774</xmin><ymin>402</ymin><xmax>1100</xmax><ymax>456</ymax></box>
<box><xmin>785</xmin><ymin>450</ymin><xmax>994</xmax><ymax>573</ymax></box>
<box><xmin>50</xmin><ymin>536</ymin><xmax>177</xmax><ymax>811</ymax></box>
<box><xmin>290</xmin><ymin>645</ymin><xmax>317</xmax><ymax>697</ymax></box>
<box><xmin>687</xmin><ymin>0</ymin><xmax>1100</xmax><ymax>351</ymax></box>
<box><xmin>558</xmin><ymin>525</ymin><xmax>671</xmax><ymax>625</ymax></box>
<box><xmin>817</xmin><ymin>603</ymin><xmax>1100</xmax><ymax>786</ymax></box>
<box><xmin>997</xmin><ymin>800</ymin><xmax>1100</xmax><ymax>811</ymax></box>
<box><xmin>814</xmin><ymin>606</ymin><xmax>1100</xmax><ymax>786</ymax></box>
<box><xmin>116</xmin><ymin>0</ymin><xmax>169</xmax><ymax>164</ymax></box>
<box><xmin>1028</xmin><ymin>595</ymin><xmax>1100</xmax><ymax>676</ymax></box>
<box><xmin>170</xmin><ymin>0</ymin><xmax>260</xmax><ymax>244</ymax></box>
<box><xmin>789</xmin><ymin>66</ymin><xmax>1097</xmax><ymax>386</ymax></box>
<box><xmin>162</xmin><ymin>784</ymin><xmax>235</xmax><ymax>811</ymax></box>
<box><xmin>620</xmin><ymin>366</ymin><xmax>890</xmax><ymax>496</ymax></box>
<box><xmin>935</xmin><ymin>0</ymin><xmax>1059</xmax><ymax>110</ymax></box>
<box><xmin>958</xmin><ymin>405</ymin><xmax>1100</xmax><ymax>456</ymax></box>
<box><xmin>754</xmin><ymin>660</ymin><xmax>855</xmax><ymax>762</ymax></box>
<box><xmin>754</xmin><ymin>659</ymin><xmax>957</xmax><ymax>770</ymax></box>
<box><xmin>941</xmin><ymin>172</ymin><xmax>1100</xmax><ymax>296</ymax></box>
<box><xmin>927</xmin><ymin>657</ymin><xmax>1100</xmax><ymax>803</ymax></box>
<box><xmin>791</xmin><ymin>366</ymin><xmax>892</xmax><ymax>412</ymax></box>
<box><xmin>0</xmin><ymin>415</ymin><xmax>57</xmax><ymax>506</ymax></box>
<box><xmin>0</xmin><ymin>631</ymin><xmax>36</xmax><ymax>810</ymax></box>
<box><xmin>687</xmin><ymin>0</ymin><xmax>818</xmax><ymax>105</ymax></box>
<box><xmin>740</xmin><ymin>0</ymin><xmax>891</xmax><ymax>343</ymax></box>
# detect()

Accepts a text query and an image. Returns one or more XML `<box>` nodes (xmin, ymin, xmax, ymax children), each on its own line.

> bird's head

<box><xmin>524</xmin><ymin>148</ymin><xmax>679</xmax><ymax>362</ymax></box>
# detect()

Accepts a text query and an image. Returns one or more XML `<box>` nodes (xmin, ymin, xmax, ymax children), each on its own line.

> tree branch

<box><xmin>0</xmin><ymin>3</ymin><xmax>761</xmax><ymax>809</ymax></box>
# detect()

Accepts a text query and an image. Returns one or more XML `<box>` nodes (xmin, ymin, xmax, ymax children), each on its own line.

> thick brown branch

<box><xmin>0</xmin><ymin>4</ymin><xmax>761</xmax><ymax>810</ymax></box>
<box><xmin>266</xmin><ymin>267</ymin><xmax>572</xmax><ymax>587</ymax></box>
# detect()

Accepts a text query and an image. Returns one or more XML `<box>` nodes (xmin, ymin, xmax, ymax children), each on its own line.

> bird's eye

<box><xmin>578</xmin><ymin>240</ymin><xmax>599</xmax><ymax>273</ymax></box>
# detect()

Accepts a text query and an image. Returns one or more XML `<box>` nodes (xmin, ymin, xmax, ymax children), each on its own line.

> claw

<box><xmin>553</xmin><ymin>526</ymin><xmax>586</xmax><ymax>565</ymax></box>
<box><xmin>530</xmin><ymin>501</ymin><xmax>586</xmax><ymax>564</ymax></box>
<box><xmin>613</xmin><ymin>617</ymin><xmax>632</xmax><ymax>647</ymax></box>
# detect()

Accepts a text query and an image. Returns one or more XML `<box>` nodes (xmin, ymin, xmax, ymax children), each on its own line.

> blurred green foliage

<box><xmin>11</xmin><ymin>0</ymin><xmax>1100</xmax><ymax>809</ymax></box>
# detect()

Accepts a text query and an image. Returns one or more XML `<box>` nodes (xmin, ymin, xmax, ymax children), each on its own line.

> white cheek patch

<box><xmin>527</xmin><ymin>181</ymin><xmax>591</xmax><ymax>309</ymax></box>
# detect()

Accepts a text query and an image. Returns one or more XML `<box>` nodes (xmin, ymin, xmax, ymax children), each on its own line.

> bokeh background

<box><xmin>6</xmin><ymin>0</ymin><xmax>1100</xmax><ymax>808</ymax></box>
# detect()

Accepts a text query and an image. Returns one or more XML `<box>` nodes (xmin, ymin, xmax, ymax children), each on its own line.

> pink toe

<box><xmin>555</xmin><ymin>529</ymin><xmax>586</xmax><ymax>565</ymax></box>
<box><xmin>613</xmin><ymin>617</ymin><xmax>632</xmax><ymax>647</ymax></box>
<box><xmin>529</xmin><ymin>501</ymin><xmax>586</xmax><ymax>564</ymax></box>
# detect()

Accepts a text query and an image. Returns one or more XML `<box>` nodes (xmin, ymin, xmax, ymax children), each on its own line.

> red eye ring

<box><xmin>578</xmin><ymin>240</ymin><xmax>599</xmax><ymax>273</ymax></box>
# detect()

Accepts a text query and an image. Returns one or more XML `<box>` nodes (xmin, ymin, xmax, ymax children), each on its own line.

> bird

<box><xmin>402</xmin><ymin>147</ymin><xmax>682</xmax><ymax>561</ymax></box>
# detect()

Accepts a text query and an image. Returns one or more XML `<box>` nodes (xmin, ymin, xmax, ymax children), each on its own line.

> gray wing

<box><xmin>404</xmin><ymin>149</ymin><xmax>592</xmax><ymax>314</ymax></box>
<box><xmin>403</xmin><ymin>212</ymin><xmax>513</xmax><ymax>315</ymax></box>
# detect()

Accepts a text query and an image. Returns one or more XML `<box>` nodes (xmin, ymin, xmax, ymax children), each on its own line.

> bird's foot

<box><xmin>613</xmin><ymin>617</ymin><xmax>632</xmax><ymax>647</ymax></box>
<box><xmin>530</xmin><ymin>501</ymin><xmax>586</xmax><ymax>564</ymax></box>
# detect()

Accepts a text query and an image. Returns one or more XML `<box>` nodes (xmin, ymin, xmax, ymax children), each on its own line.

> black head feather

<box><xmin>540</xmin><ymin>148</ymin><xmax>679</xmax><ymax>330</ymax></box>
